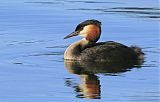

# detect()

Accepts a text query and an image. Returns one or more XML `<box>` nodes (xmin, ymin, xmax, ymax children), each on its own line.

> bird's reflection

<box><xmin>64</xmin><ymin>60</ymin><xmax>143</xmax><ymax>99</ymax></box>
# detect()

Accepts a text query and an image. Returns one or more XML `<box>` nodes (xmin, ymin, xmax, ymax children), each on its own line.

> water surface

<box><xmin>0</xmin><ymin>0</ymin><xmax>159</xmax><ymax>102</ymax></box>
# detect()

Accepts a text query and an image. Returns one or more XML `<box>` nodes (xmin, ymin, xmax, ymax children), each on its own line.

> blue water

<box><xmin>0</xmin><ymin>0</ymin><xmax>159</xmax><ymax>102</ymax></box>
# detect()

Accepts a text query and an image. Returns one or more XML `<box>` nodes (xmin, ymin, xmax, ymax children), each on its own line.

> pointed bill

<box><xmin>64</xmin><ymin>31</ymin><xmax>80</xmax><ymax>39</ymax></box>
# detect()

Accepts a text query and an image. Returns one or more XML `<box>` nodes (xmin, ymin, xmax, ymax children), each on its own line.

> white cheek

<box><xmin>79</xmin><ymin>30</ymin><xmax>88</xmax><ymax>37</ymax></box>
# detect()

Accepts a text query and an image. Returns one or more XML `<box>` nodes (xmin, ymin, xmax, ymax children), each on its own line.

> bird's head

<box><xmin>64</xmin><ymin>19</ymin><xmax>101</xmax><ymax>43</ymax></box>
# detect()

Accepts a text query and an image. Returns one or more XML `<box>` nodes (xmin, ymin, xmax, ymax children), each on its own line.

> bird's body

<box><xmin>64</xmin><ymin>19</ymin><xmax>144</xmax><ymax>63</ymax></box>
<box><xmin>81</xmin><ymin>41</ymin><xmax>143</xmax><ymax>62</ymax></box>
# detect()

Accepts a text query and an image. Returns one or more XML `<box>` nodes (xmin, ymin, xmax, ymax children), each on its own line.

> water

<box><xmin>0</xmin><ymin>0</ymin><xmax>159</xmax><ymax>102</ymax></box>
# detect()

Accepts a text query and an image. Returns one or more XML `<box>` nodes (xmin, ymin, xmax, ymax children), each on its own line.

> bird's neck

<box><xmin>64</xmin><ymin>38</ymin><xmax>94</xmax><ymax>60</ymax></box>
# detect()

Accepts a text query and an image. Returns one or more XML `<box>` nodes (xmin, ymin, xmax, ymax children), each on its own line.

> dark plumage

<box><xmin>81</xmin><ymin>41</ymin><xmax>144</xmax><ymax>63</ymax></box>
<box><xmin>75</xmin><ymin>19</ymin><xmax>101</xmax><ymax>31</ymax></box>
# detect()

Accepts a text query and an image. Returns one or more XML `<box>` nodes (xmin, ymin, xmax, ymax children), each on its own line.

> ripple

<box><xmin>111</xmin><ymin>7</ymin><xmax>160</xmax><ymax>10</ymax></box>
<box><xmin>142</xmin><ymin>47</ymin><xmax>156</xmax><ymax>49</ymax></box>
<box><xmin>28</xmin><ymin>51</ymin><xmax>64</xmax><ymax>56</ymax></box>
<box><xmin>46</xmin><ymin>45</ymin><xmax>67</xmax><ymax>48</ymax></box>
<box><xmin>104</xmin><ymin>10</ymin><xmax>160</xmax><ymax>15</ymax></box>
<box><xmin>144</xmin><ymin>51</ymin><xmax>160</xmax><ymax>54</ymax></box>
<box><xmin>0</xmin><ymin>33</ymin><xmax>6</xmax><ymax>35</ymax></box>
<box><xmin>6</xmin><ymin>40</ymin><xmax>48</xmax><ymax>46</ymax></box>
<box><xmin>19</xmin><ymin>40</ymin><xmax>45</xmax><ymax>44</ymax></box>
<box><xmin>140</xmin><ymin>15</ymin><xmax>160</xmax><ymax>18</ymax></box>
<box><xmin>24</xmin><ymin>1</ymin><xmax>63</xmax><ymax>5</ymax></box>
<box><xmin>140</xmin><ymin>64</ymin><xmax>158</xmax><ymax>68</ymax></box>
<box><xmin>13</xmin><ymin>62</ymin><xmax>23</xmax><ymax>65</ymax></box>
<box><xmin>125</xmin><ymin>91</ymin><xmax>159</xmax><ymax>102</ymax></box>
<box><xmin>68</xmin><ymin>7</ymin><xmax>160</xmax><ymax>19</ymax></box>
<box><xmin>50</xmin><ymin>59</ymin><xmax>64</xmax><ymax>62</ymax></box>
<box><xmin>66</xmin><ymin>0</ymin><xmax>122</xmax><ymax>4</ymax></box>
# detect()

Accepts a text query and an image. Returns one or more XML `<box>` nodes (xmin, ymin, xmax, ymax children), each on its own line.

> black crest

<box><xmin>75</xmin><ymin>19</ymin><xmax>101</xmax><ymax>31</ymax></box>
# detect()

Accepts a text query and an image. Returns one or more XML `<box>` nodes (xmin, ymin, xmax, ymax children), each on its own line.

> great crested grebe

<box><xmin>64</xmin><ymin>19</ymin><xmax>144</xmax><ymax>62</ymax></box>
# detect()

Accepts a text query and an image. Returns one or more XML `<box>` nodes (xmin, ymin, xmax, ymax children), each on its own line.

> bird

<box><xmin>64</xmin><ymin>19</ymin><xmax>144</xmax><ymax>63</ymax></box>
